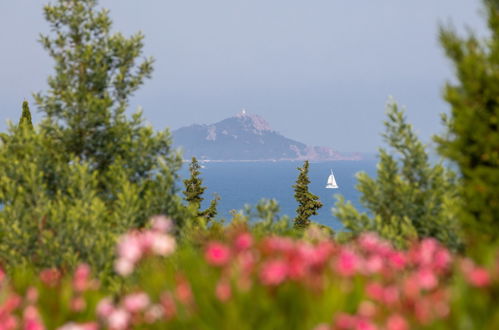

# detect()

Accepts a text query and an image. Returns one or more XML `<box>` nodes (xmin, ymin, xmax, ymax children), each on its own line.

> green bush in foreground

<box><xmin>0</xmin><ymin>218</ymin><xmax>497</xmax><ymax>329</ymax></box>
<box><xmin>0</xmin><ymin>0</ymin><xmax>189</xmax><ymax>276</ymax></box>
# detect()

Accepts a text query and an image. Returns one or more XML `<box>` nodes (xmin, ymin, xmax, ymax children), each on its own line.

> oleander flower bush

<box><xmin>0</xmin><ymin>217</ymin><xmax>498</xmax><ymax>329</ymax></box>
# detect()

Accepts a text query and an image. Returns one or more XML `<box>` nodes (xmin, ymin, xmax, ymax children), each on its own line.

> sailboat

<box><xmin>325</xmin><ymin>170</ymin><xmax>338</xmax><ymax>189</ymax></box>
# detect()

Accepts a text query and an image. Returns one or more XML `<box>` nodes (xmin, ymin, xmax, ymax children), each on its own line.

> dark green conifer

<box><xmin>437</xmin><ymin>0</ymin><xmax>499</xmax><ymax>246</ymax></box>
<box><xmin>183</xmin><ymin>157</ymin><xmax>219</xmax><ymax>221</ymax></box>
<box><xmin>293</xmin><ymin>160</ymin><xmax>323</xmax><ymax>229</ymax></box>
<box><xmin>19</xmin><ymin>101</ymin><xmax>33</xmax><ymax>129</ymax></box>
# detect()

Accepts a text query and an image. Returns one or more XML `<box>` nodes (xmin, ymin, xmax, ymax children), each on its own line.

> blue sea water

<box><xmin>179</xmin><ymin>160</ymin><xmax>378</xmax><ymax>230</ymax></box>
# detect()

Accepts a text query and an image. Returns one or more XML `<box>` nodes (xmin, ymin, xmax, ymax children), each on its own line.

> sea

<box><xmin>178</xmin><ymin>160</ymin><xmax>378</xmax><ymax>230</ymax></box>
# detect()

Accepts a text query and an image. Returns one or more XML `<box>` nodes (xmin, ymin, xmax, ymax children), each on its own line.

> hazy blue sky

<box><xmin>0</xmin><ymin>0</ymin><xmax>488</xmax><ymax>152</ymax></box>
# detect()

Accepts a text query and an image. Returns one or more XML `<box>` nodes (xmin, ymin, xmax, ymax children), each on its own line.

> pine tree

<box><xmin>436</xmin><ymin>0</ymin><xmax>499</xmax><ymax>246</ymax></box>
<box><xmin>31</xmin><ymin>0</ymin><xmax>185</xmax><ymax>227</ymax></box>
<box><xmin>18</xmin><ymin>101</ymin><xmax>33</xmax><ymax>129</ymax></box>
<box><xmin>293</xmin><ymin>160</ymin><xmax>323</xmax><ymax>229</ymax></box>
<box><xmin>183</xmin><ymin>157</ymin><xmax>219</xmax><ymax>221</ymax></box>
<box><xmin>335</xmin><ymin>100</ymin><xmax>461</xmax><ymax>249</ymax></box>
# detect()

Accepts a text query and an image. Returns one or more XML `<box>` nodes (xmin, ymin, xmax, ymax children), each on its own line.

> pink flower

<box><xmin>160</xmin><ymin>292</ymin><xmax>177</xmax><ymax>319</ymax></box>
<box><xmin>366</xmin><ymin>282</ymin><xmax>384</xmax><ymax>302</ymax></box>
<box><xmin>216</xmin><ymin>280</ymin><xmax>232</xmax><ymax>302</ymax></box>
<box><xmin>234</xmin><ymin>232</ymin><xmax>253</xmax><ymax>251</ymax></box>
<box><xmin>144</xmin><ymin>305</ymin><xmax>164</xmax><ymax>323</ymax></box>
<box><xmin>415</xmin><ymin>238</ymin><xmax>438</xmax><ymax>266</ymax></box>
<box><xmin>365</xmin><ymin>255</ymin><xmax>383</xmax><ymax>274</ymax></box>
<box><xmin>26</xmin><ymin>287</ymin><xmax>38</xmax><ymax>304</ymax></box>
<box><xmin>416</xmin><ymin>268</ymin><xmax>438</xmax><ymax>290</ymax></box>
<box><xmin>335</xmin><ymin>313</ymin><xmax>355</xmax><ymax>329</ymax></box>
<box><xmin>356</xmin><ymin>318</ymin><xmax>378</xmax><ymax>330</ymax></box>
<box><xmin>151</xmin><ymin>215</ymin><xmax>173</xmax><ymax>233</ymax></box>
<box><xmin>262</xmin><ymin>236</ymin><xmax>294</xmax><ymax>254</ymax></box>
<box><xmin>0</xmin><ymin>267</ymin><xmax>5</xmax><ymax>282</ymax></box>
<box><xmin>117</xmin><ymin>234</ymin><xmax>142</xmax><ymax>263</ymax></box>
<box><xmin>383</xmin><ymin>286</ymin><xmax>399</xmax><ymax>305</ymax></box>
<box><xmin>96</xmin><ymin>298</ymin><xmax>115</xmax><ymax>318</ymax></box>
<box><xmin>151</xmin><ymin>234</ymin><xmax>176</xmax><ymax>256</ymax></box>
<box><xmin>175</xmin><ymin>278</ymin><xmax>193</xmax><ymax>305</ymax></box>
<box><xmin>57</xmin><ymin>322</ymin><xmax>98</xmax><ymax>330</ymax></box>
<box><xmin>114</xmin><ymin>258</ymin><xmax>134</xmax><ymax>276</ymax></box>
<box><xmin>467</xmin><ymin>267</ymin><xmax>490</xmax><ymax>288</ymax></box>
<box><xmin>205</xmin><ymin>242</ymin><xmax>231</xmax><ymax>266</ymax></box>
<box><xmin>23</xmin><ymin>306</ymin><xmax>44</xmax><ymax>330</ymax></box>
<box><xmin>107</xmin><ymin>308</ymin><xmax>130</xmax><ymax>330</ymax></box>
<box><xmin>388</xmin><ymin>252</ymin><xmax>407</xmax><ymax>270</ymax></box>
<box><xmin>386</xmin><ymin>314</ymin><xmax>408</xmax><ymax>330</ymax></box>
<box><xmin>73</xmin><ymin>264</ymin><xmax>91</xmax><ymax>292</ymax></box>
<box><xmin>260</xmin><ymin>260</ymin><xmax>288</xmax><ymax>286</ymax></box>
<box><xmin>358</xmin><ymin>301</ymin><xmax>377</xmax><ymax>318</ymax></box>
<box><xmin>39</xmin><ymin>268</ymin><xmax>61</xmax><ymax>286</ymax></box>
<box><xmin>123</xmin><ymin>292</ymin><xmax>150</xmax><ymax>313</ymax></box>
<box><xmin>24</xmin><ymin>320</ymin><xmax>45</xmax><ymax>330</ymax></box>
<box><xmin>359</xmin><ymin>233</ymin><xmax>381</xmax><ymax>252</ymax></box>
<box><xmin>335</xmin><ymin>249</ymin><xmax>360</xmax><ymax>277</ymax></box>
<box><xmin>433</xmin><ymin>249</ymin><xmax>451</xmax><ymax>272</ymax></box>
<box><xmin>70</xmin><ymin>297</ymin><xmax>86</xmax><ymax>312</ymax></box>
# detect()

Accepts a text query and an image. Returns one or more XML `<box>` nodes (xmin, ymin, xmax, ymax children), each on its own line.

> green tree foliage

<box><xmin>183</xmin><ymin>157</ymin><xmax>220</xmax><ymax>221</ymax></box>
<box><xmin>293</xmin><ymin>160</ymin><xmax>323</xmax><ymax>229</ymax></box>
<box><xmin>31</xmin><ymin>0</ymin><xmax>185</xmax><ymax>226</ymax></box>
<box><xmin>32</xmin><ymin>0</ymin><xmax>180</xmax><ymax>211</ymax></box>
<box><xmin>335</xmin><ymin>100</ymin><xmax>461</xmax><ymax>249</ymax></box>
<box><xmin>0</xmin><ymin>0</ymin><xmax>188</xmax><ymax>274</ymax></box>
<box><xmin>19</xmin><ymin>101</ymin><xmax>33</xmax><ymax>129</ymax></box>
<box><xmin>437</xmin><ymin>0</ymin><xmax>499</xmax><ymax>246</ymax></box>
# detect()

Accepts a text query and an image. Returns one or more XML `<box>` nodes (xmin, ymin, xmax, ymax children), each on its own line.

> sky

<box><xmin>0</xmin><ymin>0</ymin><xmax>488</xmax><ymax>153</ymax></box>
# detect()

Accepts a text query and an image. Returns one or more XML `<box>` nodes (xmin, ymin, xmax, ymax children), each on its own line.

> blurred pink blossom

<box><xmin>73</xmin><ymin>264</ymin><xmax>91</xmax><ymax>292</ymax></box>
<box><xmin>57</xmin><ymin>322</ymin><xmax>98</xmax><ymax>330</ymax></box>
<box><xmin>234</xmin><ymin>232</ymin><xmax>253</xmax><ymax>251</ymax></box>
<box><xmin>96</xmin><ymin>297</ymin><xmax>115</xmax><ymax>318</ymax></box>
<box><xmin>216</xmin><ymin>280</ymin><xmax>232</xmax><ymax>302</ymax></box>
<box><xmin>260</xmin><ymin>260</ymin><xmax>288</xmax><ymax>286</ymax></box>
<box><xmin>123</xmin><ymin>292</ymin><xmax>150</xmax><ymax>313</ymax></box>
<box><xmin>118</xmin><ymin>234</ymin><xmax>142</xmax><ymax>262</ymax></box>
<box><xmin>467</xmin><ymin>267</ymin><xmax>490</xmax><ymax>288</ymax></box>
<box><xmin>151</xmin><ymin>215</ymin><xmax>173</xmax><ymax>233</ymax></box>
<box><xmin>114</xmin><ymin>258</ymin><xmax>134</xmax><ymax>276</ymax></box>
<box><xmin>416</xmin><ymin>268</ymin><xmax>438</xmax><ymax>290</ymax></box>
<box><xmin>70</xmin><ymin>297</ymin><xmax>86</xmax><ymax>312</ymax></box>
<box><xmin>335</xmin><ymin>249</ymin><xmax>360</xmax><ymax>277</ymax></box>
<box><xmin>205</xmin><ymin>242</ymin><xmax>231</xmax><ymax>266</ymax></box>
<box><xmin>151</xmin><ymin>234</ymin><xmax>176</xmax><ymax>256</ymax></box>
<box><xmin>386</xmin><ymin>314</ymin><xmax>408</xmax><ymax>330</ymax></box>
<box><xmin>107</xmin><ymin>308</ymin><xmax>130</xmax><ymax>330</ymax></box>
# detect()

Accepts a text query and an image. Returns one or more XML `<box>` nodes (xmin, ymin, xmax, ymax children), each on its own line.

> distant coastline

<box><xmin>173</xmin><ymin>110</ymin><xmax>364</xmax><ymax>162</ymax></box>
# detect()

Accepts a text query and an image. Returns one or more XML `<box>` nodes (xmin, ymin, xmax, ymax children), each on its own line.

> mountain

<box><xmin>172</xmin><ymin>110</ymin><xmax>361</xmax><ymax>161</ymax></box>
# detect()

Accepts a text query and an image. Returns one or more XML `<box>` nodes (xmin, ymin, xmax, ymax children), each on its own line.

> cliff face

<box><xmin>172</xmin><ymin>111</ymin><xmax>360</xmax><ymax>161</ymax></box>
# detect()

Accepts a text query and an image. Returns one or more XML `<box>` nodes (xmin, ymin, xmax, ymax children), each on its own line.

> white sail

<box><xmin>325</xmin><ymin>170</ymin><xmax>338</xmax><ymax>189</ymax></box>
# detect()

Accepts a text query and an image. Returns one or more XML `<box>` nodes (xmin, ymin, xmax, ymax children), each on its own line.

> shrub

<box><xmin>1</xmin><ymin>217</ymin><xmax>498</xmax><ymax>329</ymax></box>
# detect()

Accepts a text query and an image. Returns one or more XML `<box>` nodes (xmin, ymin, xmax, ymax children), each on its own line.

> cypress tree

<box><xmin>293</xmin><ymin>160</ymin><xmax>323</xmax><ymax>229</ymax></box>
<box><xmin>183</xmin><ymin>157</ymin><xmax>219</xmax><ymax>221</ymax></box>
<box><xmin>437</xmin><ymin>0</ymin><xmax>499</xmax><ymax>246</ymax></box>
<box><xmin>19</xmin><ymin>101</ymin><xmax>33</xmax><ymax>129</ymax></box>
